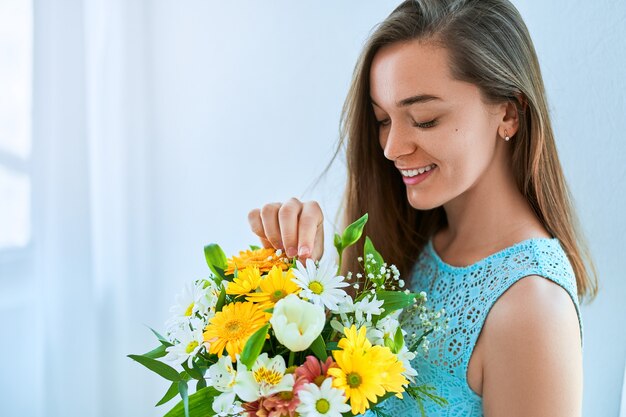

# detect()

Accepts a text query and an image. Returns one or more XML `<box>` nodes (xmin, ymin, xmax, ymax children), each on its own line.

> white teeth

<box><xmin>400</xmin><ymin>164</ymin><xmax>436</xmax><ymax>177</ymax></box>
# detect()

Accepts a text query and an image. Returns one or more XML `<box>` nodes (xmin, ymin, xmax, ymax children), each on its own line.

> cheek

<box><xmin>428</xmin><ymin>127</ymin><xmax>491</xmax><ymax>189</ymax></box>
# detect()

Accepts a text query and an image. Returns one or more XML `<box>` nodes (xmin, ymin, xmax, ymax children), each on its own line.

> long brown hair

<box><xmin>319</xmin><ymin>0</ymin><xmax>598</xmax><ymax>304</ymax></box>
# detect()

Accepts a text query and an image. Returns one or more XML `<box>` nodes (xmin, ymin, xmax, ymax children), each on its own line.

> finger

<box><xmin>297</xmin><ymin>201</ymin><xmax>324</xmax><ymax>261</ymax></box>
<box><xmin>260</xmin><ymin>203</ymin><xmax>284</xmax><ymax>250</ymax></box>
<box><xmin>278</xmin><ymin>198</ymin><xmax>303</xmax><ymax>258</ymax></box>
<box><xmin>248</xmin><ymin>208</ymin><xmax>273</xmax><ymax>248</ymax></box>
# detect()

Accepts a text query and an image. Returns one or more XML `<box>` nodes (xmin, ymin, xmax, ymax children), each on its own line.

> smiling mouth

<box><xmin>400</xmin><ymin>164</ymin><xmax>437</xmax><ymax>178</ymax></box>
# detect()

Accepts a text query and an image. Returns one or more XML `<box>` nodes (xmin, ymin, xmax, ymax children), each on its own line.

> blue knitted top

<box><xmin>366</xmin><ymin>236</ymin><xmax>584</xmax><ymax>417</ymax></box>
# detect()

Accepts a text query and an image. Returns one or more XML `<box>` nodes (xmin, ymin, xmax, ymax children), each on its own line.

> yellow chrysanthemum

<box><xmin>338</xmin><ymin>324</ymin><xmax>372</xmax><ymax>355</ymax></box>
<box><xmin>225</xmin><ymin>248</ymin><xmax>289</xmax><ymax>276</ymax></box>
<box><xmin>327</xmin><ymin>325</ymin><xmax>408</xmax><ymax>414</ymax></box>
<box><xmin>203</xmin><ymin>301</ymin><xmax>268</xmax><ymax>362</ymax></box>
<box><xmin>226</xmin><ymin>266</ymin><xmax>262</xmax><ymax>297</ymax></box>
<box><xmin>245</xmin><ymin>266</ymin><xmax>300</xmax><ymax>310</ymax></box>
<box><xmin>369</xmin><ymin>345</ymin><xmax>408</xmax><ymax>397</ymax></box>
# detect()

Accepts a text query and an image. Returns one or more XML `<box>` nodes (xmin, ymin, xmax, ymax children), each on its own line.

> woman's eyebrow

<box><xmin>370</xmin><ymin>94</ymin><xmax>442</xmax><ymax>108</ymax></box>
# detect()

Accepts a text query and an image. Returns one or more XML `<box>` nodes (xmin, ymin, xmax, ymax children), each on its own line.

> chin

<box><xmin>406</xmin><ymin>193</ymin><xmax>441</xmax><ymax>211</ymax></box>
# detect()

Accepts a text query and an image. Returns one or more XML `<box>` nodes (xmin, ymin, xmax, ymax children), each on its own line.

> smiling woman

<box><xmin>248</xmin><ymin>0</ymin><xmax>599</xmax><ymax>416</ymax></box>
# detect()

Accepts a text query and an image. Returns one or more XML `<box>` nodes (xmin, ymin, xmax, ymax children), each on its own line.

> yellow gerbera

<box><xmin>245</xmin><ymin>266</ymin><xmax>301</xmax><ymax>310</ymax></box>
<box><xmin>203</xmin><ymin>301</ymin><xmax>268</xmax><ymax>362</ymax></box>
<box><xmin>226</xmin><ymin>266</ymin><xmax>262</xmax><ymax>297</ymax></box>
<box><xmin>327</xmin><ymin>325</ymin><xmax>407</xmax><ymax>414</ymax></box>
<box><xmin>225</xmin><ymin>248</ymin><xmax>289</xmax><ymax>276</ymax></box>
<box><xmin>328</xmin><ymin>348</ymin><xmax>385</xmax><ymax>415</ymax></box>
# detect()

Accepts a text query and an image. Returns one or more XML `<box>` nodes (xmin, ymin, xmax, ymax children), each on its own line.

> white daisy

<box><xmin>233</xmin><ymin>353</ymin><xmax>295</xmax><ymax>402</ymax></box>
<box><xmin>296</xmin><ymin>378</ymin><xmax>351</xmax><ymax>417</ymax></box>
<box><xmin>163</xmin><ymin>318</ymin><xmax>204</xmax><ymax>366</ymax></box>
<box><xmin>165</xmin><ymin>279</ymin><xmax>220</xmax><ymax>336</ymax></box>
<box><xmin>292</xmin><ymin>258</ymin><xmax>350</xmax><ymax>310</ymax></box>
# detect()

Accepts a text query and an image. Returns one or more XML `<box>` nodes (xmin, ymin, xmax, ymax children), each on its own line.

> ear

<box><xmin>498</xmin><ymin>99</ymin><xmax>520</xmax><ymax>139</ymax></box>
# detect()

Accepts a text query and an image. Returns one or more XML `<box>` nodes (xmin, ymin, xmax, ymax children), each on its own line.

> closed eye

<box><xmin>413</xmin><ymin>119</ymin><xmax>437</xmax><ymax>129</ymax></box>
<box><xmin>375</xmin><ymin>118</ymin><xmax>437</xmax><ymax>128</ymax></box>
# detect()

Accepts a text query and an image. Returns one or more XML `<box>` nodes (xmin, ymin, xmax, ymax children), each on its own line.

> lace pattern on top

<box><xmin>365</xmin><ymin>237</ymin><xmax>583</xmax><ymax>417</ymax></box>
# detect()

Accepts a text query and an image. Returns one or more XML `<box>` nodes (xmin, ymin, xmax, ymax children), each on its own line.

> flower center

<box><xmin>185</xmin><ymin>302</ymin><xmax>195</xmax><ymax>316</ymax></box>
<box><xmin>279</xmin><ymin>390</ymin><xmax>294</xmax><ymax>401</ymax></box>
<box><xmin>309</xmin><ymin>281</ymin><xmax>324</xmax><ymax>295</ymax></box>
<box><xmin>313</xmin><ymin>374</ymin><xmax>326</xmax><ymax>386</ymax></box>
<box><xmin>253</xmin><ymin>367</ymin><xmax>284</xmax><ymax>386</ymax></box>
<box><xmin>185</xmin><ymin>340</ymin><xmax>199</xmax><ymax>354</ymax></box>
<box><xmin>226</xmin><ymin>319</ymin><xmax>243</xmax><ymax>335</ymax></box>
<box><xmin>315</xmin><ymin>398</ymin><xmax>331</xmax><ymax>414</ymax></box>
<box><xmin>347</xmin><ymin>372</ymin><xmax>362</xmax><ymax>388</ymax></box>
<box><xmin>271</xmin><ymin>289</ymin><xmax>286</xmax><ymax>302</ymax></box>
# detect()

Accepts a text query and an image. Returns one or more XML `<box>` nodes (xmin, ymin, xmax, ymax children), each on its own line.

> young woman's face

<box><xmin>369</xmin><ymin>39</ymin><xmax>509</xmax><ymax>211</ymax></box>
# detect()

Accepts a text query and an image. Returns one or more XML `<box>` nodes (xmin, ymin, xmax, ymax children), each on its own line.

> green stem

<box><xmin>288</xmin><ymin>351</ymin><xmax>295</xmax><ymax>367</ymax></box>
<box><xmin>337</xmin><ymin>251</ymin><xmax>343</xmax><ymax>276</ymax></box>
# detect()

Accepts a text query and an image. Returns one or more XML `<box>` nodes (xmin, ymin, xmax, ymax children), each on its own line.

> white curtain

<box><xmin>24</xmin><ymin>1</ymin><xmax>159</xmax><ymax>416</ymax></box>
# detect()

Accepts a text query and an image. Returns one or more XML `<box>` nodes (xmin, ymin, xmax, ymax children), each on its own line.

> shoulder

<box><xmin>480</xmin><ymin>275</ymin><xmax>583</xmax><ymax>417</ymax></box>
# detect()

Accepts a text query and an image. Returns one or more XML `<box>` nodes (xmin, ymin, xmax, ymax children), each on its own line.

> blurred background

<box><xmin>0</xmin><ymin>0</ymin><xmax>624</xmax><ymax>416</ymax></box>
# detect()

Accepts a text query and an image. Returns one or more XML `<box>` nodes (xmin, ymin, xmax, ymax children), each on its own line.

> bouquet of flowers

<box><xmin>129</xmin><ymin>213</ymin><xmax>448</xmax><ymax>417</ymax></box>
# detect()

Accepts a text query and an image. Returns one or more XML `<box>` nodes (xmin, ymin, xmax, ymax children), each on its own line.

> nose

<box><xmin>381</xmin><ymin>122</ymin><xmax>417</xmax><ymax>162</ymax></box>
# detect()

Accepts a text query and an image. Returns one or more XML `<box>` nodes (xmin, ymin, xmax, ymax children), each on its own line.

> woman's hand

<box><xmin>247</xmin><ymin>198</ymin><xmax>324</xmax><ymax>261</ymax></box>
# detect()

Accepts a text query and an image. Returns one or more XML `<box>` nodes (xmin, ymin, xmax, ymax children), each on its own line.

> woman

<box><xmin>248</xmin><ymin>0</ymin><xmax>598</xmax><ymax>415</ymax></box>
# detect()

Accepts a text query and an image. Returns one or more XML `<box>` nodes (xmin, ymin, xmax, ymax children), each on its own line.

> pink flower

<box><xmin>243</xmin><ymin>398</ymin><xmax>270</xmax><ymax>417</ymax></box>
<box><xmin>263</xmin><ymin>376</ymin><xmax>307</xmax><ymax>417</ymax></box>
<box><xmin>295</xmin><ymin>356</ymin><xmax>337</xmax><ymax>386</ymax></box>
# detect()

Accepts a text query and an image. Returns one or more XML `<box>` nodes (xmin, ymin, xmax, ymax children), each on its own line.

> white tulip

<box><xmin>269</xmin><ymin>294</ymin><xmax>325</xmax><ymax>352</ymax></box>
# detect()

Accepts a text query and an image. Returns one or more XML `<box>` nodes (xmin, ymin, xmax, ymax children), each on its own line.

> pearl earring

<box><xmin>504</xmin><ymin>129</ymin><xmax>510</xmax><ymax>141</ymax></box>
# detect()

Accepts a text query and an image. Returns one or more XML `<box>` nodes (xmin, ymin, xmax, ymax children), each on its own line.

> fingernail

<box><xmin>298</xmin><ymin>246</ymin><xmax>310</xmax><ymax>257</ymax></box>
<box><xmin>286</xmin><ymin>247</ymin><xmax>297</xmax><ymax>257</ymax></box>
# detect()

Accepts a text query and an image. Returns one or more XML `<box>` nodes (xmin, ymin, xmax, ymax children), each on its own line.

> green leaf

<box><xmin>164</xmin><ymin>386</ymin><xmax>221</xmax><ymax>417</ymax></box>
<box><xmin>178</xmin><ymin>381</ymin><xmax>189</xmax><ymax>417</ymax></box>
<box><xmin>143</xmin><ymin>344</ymin><xmax>168</xmax><ymax>359</ymax></box>
<box><xmin>182</xmin><ymin>361</ymin><xmax>203</xmax><ymax>380</ymax></box>
<box><xmin>326</xmin><ymin>341</ymin><xmax>339</xmax><ymax>351</ymax></box>
<box><xmin>309</xmin><ymin>335</ymin><xmax>328</xmax><ymax>360</ymax></box>
<box><xmin>215</xmin><ymin>286</ymin><xmax>227</xmax><ymax>312</ymax></box>
<box><xmin>364</xmin><ymin>237</ymin><xmax>385</xmax><ymax>280</ymax></box>
<box><xmin>204</xmin><ymin>243</ymin><xmax>228</xmax><ymax>281</ymax></box>
<box><xmin>250</xmin><ymin>244</ymin><xmax>261</xmax><ymax>251</ymax></box>
<box><xmin>148</xmin><ymin>326</ymin><xmax>173</xmax><ymax>347</ymax></box>
<box><xmin>384</xmin><ymin>336</ymin><xmax>396</xmax><ymax>352</ymax></box>
<box><xmin>127</xmin><ymin>354</ymin><xmax>182</xmax><ymax>382</ymax></box>
<box><xmin>406</xmin><ymin>383</ymin><xmax>449</xmax><ymax>417</ymax></box>
<box><xmin>375</xmin><ymin>290</ymin><xmax>417</xmax><ymax>319</ymax></box>
<box><xmin>341</xmin><ymin>213</ymin><xmax>368</xmax><ymax>249</ymax></box>
<box><xmin>393</xmin><ymin>326</ymin><xmax>404</xmax><ymax>353</ymax></box>
<box><xmin>196</xmin><ymin>378</ymin><xmax>207</xmax><ymax>390</ymax></box>
<box><xmin>156</xmin><ymin>382</ymin><xmax>179</xmax><ymax>407</ymax></box>
<box><xmin>240</xmin><ymin>324</ymin><xmax>270</xmax><ymax>369</ymax></box>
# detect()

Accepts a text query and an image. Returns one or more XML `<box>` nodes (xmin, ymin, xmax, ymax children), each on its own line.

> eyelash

<box><xmin>376</xmin><ymin>119</ymin><xmax>438</xmax><ymax>129</ymax></box>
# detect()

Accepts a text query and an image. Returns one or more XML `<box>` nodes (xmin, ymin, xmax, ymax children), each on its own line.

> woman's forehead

<box><xmin>369</xmin><ymin>40</ymin><xmax>456</xmax><ymax>108</ymax></box>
